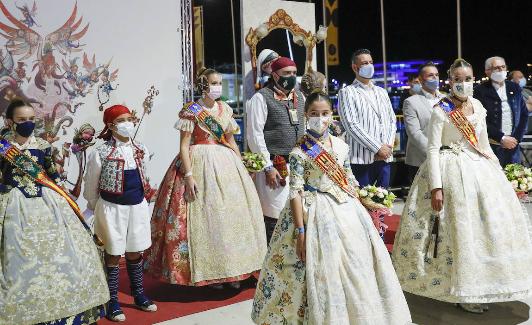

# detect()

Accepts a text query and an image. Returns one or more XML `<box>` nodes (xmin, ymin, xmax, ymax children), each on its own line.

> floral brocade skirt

<box><xmin>145</xmin><ymin>144</ymin><xmax>267</xmax><ymax>285</ymax></box>
<box><xmin>392</xmin><ymin>150</ymin><xmax>532</xmax><ymax>303</ymax></box>
<box><xmin>252</xmin><ymin>192</ymin><xmax>411</xmax><ymax>325</ymax></box>
<box><xmin>0</xmin><ymin>188</ymin><xmax>109</xmax><ymax>325</ymax></box>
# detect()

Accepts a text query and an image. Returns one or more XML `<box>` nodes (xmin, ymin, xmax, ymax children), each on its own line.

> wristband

<box><xmin>296</xmin><ymin>226</ymin><xmax>305</xmax><ymax>234</ymax></box>
<box><xmin>184</xmin><ymin>171</ymin><xmax>193</xmax><ymax>178</ymax></box>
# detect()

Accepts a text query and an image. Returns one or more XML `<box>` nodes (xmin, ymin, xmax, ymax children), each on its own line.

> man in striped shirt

<box><xmin>338</xmin><ymin>49</ymin><xmax>396</xmax><ymax>188</ymax></box>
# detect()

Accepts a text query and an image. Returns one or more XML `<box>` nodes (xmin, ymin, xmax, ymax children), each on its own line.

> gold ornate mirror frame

<box><xmin>245</xmin><ymin>9</ymin><xmax>326</xmax><ymax>90</ymax></box>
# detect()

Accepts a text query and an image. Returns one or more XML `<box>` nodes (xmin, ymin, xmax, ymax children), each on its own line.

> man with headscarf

<box><xmin>246</xmin><ymin>57</ymin><xmax>305</xmax><ymax>243</ymax></box>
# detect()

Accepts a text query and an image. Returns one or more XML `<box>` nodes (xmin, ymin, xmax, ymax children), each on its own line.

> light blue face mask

<box><xmin>358</xmin><ymin>64</ymin><xmax>374</xmax><ymax>79</ymax></box>
<box><xmin>519</xmin><ymin>78</ymin><xmax>526</xmax><ymax>88</ymax></box>
<box><xmin>411</xmin><ymin>83</ymin><xmax>422</xmax><ymax>94</ymax></box>
<box><xmin>424</xmin><ymin>79</ymin><xmax>439</xmax><ymax>92</ymax></box>
<box><xmin>259</xmin><ymin>75</ymin><xmax>270</xmax><ymax>86</ymax></box>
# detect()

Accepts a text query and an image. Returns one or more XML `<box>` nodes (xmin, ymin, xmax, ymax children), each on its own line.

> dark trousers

<box><xmin>351</xmin><ymin>161</ymin><xmax>391</xmax><ymax>188</ymax></box>
<box><xmin>264</xmin><ymin>216</ymin><xmax>278</xmax><ymax>245</ymax></box>
<box><xmin>407</xmin><ymin>165</ymin><xmax>419</xmax><ymax>185</ymax></box>
<box><xmin>491</xmin><ymin>144</ymin><xmax>521</xmax><ymax>167</ymax></box>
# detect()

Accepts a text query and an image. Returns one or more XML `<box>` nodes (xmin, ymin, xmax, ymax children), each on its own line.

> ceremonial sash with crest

<box><xmin>299</xmin><ymin>134</ymin><xmax>358</xmax><ymax>198</ymax></box>
<box><xmin>186</xmin><ymin>102</ymin><xmax>233</xmax><ymax>150</ymax></box>
<box><xmin>437</xmin><ymin>97</ymin><xmax>491</xmax><ymax>159</ymax></box>
<box><xmin>0</xmin><ymin>139</ymin><xmax>103</xmax><ymax>246</ymax></box>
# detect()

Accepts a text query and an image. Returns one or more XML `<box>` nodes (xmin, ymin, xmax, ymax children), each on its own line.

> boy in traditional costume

<box><xmin>84</xmin><ymin>104</ymin><xmax>157</xmax><ymax>322</ymax></box>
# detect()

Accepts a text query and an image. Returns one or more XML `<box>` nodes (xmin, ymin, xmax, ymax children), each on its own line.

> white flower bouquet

<box><xmin>242</xmin><ymin>152</ymin><xmax>267</xmax><ymax>173</ymax></box>
<box><xmin>504</xmin><ymin>163</ymin><xmax>531</xmax><ymax>199</ymax></box>
<box><xmin>357</xmin><ymin>185</ymin><xmax>396</xmax><ymax>238</ymax></box>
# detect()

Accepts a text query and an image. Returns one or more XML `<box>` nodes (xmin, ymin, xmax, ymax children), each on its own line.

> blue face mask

<box><xmin>411</xmin><ymin>83</ymin><xmax>422</xmax><ymax>94</ymax></box>
<box><xmin>14</xmin><ymin>121</ymin><xmax>35</xmax><ymax>137</ymax></box>
<box><xmin>259</xmin><ymin>75</ymin><xmax>270</xmax><ymax>86</ymax></box>
<box><xmin>424</xmin><ymin>79</ymin><xmax>439</xmax><ymax>92</ymax></box>
<box><xmin>519</xmin><ymin>78</ymin><xmax>526</xmax><ymax>88</ymax></box>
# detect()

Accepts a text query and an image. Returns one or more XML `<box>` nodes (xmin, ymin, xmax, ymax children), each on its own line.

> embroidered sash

<box><xmin>299</xmin><ymin>135</ymin><xmax>358</xmax><ymax>198</ymax></box>
<box><xmin>186</xmin><ymin>102</ymin><xmax>231</xmax><ymax>149</ymax></box>
<box><xmin>0</xmin><ymin>139</ymin><xmax>103</xmax><ymax>246</ymax></box>
<box><xmin>437</xmin><ymin>97</ymin><xmax>491</xmax><ymax>159</ymax></box>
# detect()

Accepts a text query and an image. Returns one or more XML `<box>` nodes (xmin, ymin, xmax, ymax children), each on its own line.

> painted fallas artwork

<box><xmin>0</xmin><ymin>1</ymin><xmax>119</xmax><ymax>197</ymax></box>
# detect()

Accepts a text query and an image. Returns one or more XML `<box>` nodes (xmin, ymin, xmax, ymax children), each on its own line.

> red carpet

<box><xmin>98</xmin><ymin>271</ymin><xmax>256</xmax><ymax>325</ymax></box>
<box><xmin>98</xmin><ymin>214</ymin><xmax>401</xmax><ymax>324</ymax></box>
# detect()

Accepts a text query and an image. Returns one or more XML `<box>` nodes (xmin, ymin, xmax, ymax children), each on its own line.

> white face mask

<box><xmin>308</xmin><ymin>115</ymin><xmax>332</xmax><ymax>135</ymax></box>
<box><xmin>358</xmin><ymin>64</ymin><xmax>374</xmax><ymax>79</ymax></box>
<box><xmin>207</xmin><ymin>85</ymin><xmax>222</xmax><ymax>100</ymax></box>
<box><xmin>115</xmin><ymin>121</ymin><xmax>135</xmax><ymax>138</ymax></box>
<box><xmin>490</xmin><ymin>70</ymin><xmax>507</xmax><ymax>83</ymax></box>
<box><xmin>452</xmin><ymin>81</ymin><xmax>474</xmax><ymax>99</ymax></box>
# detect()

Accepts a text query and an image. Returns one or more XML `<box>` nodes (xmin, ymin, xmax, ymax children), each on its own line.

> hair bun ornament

<box><xmin>310</xmin><ymin>88</ymin><xmax>326</xmax><ymax>96</ymax></box>
<box><xmin>196</xmin><ymin>67</ymin><xmax>208</xmax><ymax>78</ymax></box>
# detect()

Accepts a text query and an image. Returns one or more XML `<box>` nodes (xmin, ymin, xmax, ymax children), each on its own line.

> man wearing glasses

<box><xmin>474</xmin><ymin>56</ymin><xmax>528</xmax><ymax>166</ymax></box>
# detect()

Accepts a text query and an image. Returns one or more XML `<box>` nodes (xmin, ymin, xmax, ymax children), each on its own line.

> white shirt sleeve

<box><xmin>246</xmin><ymin>93</ymin><xmax>272</xmax><ymax>167</ymax></box>
<box><xmin>83</xmin><ymin>149</ymin><xmax>102</xmax><ymax>211</ymax></box>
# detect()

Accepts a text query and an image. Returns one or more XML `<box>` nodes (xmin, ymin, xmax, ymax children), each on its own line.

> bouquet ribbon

<box><xmin>0</xmin><ymin>139</ymin><xmax>103</xmax><ymax>246</ymax></box>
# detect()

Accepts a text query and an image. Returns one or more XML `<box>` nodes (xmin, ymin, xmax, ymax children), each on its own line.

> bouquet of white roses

<box><xmin>504</xmin><ymin>163</ymin><xmax>532</xmax><ymax>193</ymax></box>
<box><xmin>357</xmin><ymin>185</ymin><xmax>396</xmax><ymax>238</ymax></box>
<box><xmin>357</xmin><ymin>185</ymin><xmax>396</xmax><ymax>209</ymax></box>
<box><xmin>242</xmin><ymin>152</ymin><xmax>267</xmax><ymax>173</ymax></box>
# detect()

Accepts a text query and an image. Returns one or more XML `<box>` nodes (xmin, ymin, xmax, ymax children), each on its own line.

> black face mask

<box><xmin>276</xmin><ymin>75</ymin><xmax>297</xmax><ymax>92</ymax></box>
<box><xmin>14</xmin><ymin>121</ymin><xmax>35</xmax><ymax>137</ymax></box>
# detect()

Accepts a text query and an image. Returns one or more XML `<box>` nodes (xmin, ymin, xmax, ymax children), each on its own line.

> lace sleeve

<box><xmin>174</xmin><ymin>106</ymin><xmax>196</xmax><ymax>132</ymax></box>
<box><xmin>220</xmin><ymin>101</ymin><xmax>240</xmax><ymax>134</ymax></box>
<box><xmin>343</xmin><ymin>150</ymin><xmax>359</xmax><ymax>189</ymax></box>
<box><xmin>289</xmin><ymin>152</ymin><xmax>305</xmax><ymax>199</ymax></box>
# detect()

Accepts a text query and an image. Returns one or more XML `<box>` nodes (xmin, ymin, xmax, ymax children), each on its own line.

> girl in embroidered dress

<box><xmin>392</xmin><ymin>59</ymin><xmax>532</xmax><ymax>314</ymax></box>
<box><xmin>251</xmin><ymin>91</ymin><xmax>412</xmax><ymax>325</ymax></box>
<box><xmin>0</xmin><ymin>100</ymin><xmax>109</xmax><ymax>325</ymax></box>
<box><xmin>145</xmin><ymin>68</ymin><xmax>267</xmax><ymax>289</ymax></box>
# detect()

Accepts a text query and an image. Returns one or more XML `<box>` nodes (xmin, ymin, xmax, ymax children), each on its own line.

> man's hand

<box><xmin>375</xmin><ymin>144</ymin><xmax>393</xmax><ymax>160</ymax></box>
<box><xmin>266</xmin><ymin>168</ymin><xmax>281</xmax><ymax>189</ymax></box>
<box><xmin>501</xmin><ymin>136</ymin><xmax>518</xmax><ymax>149</ymax></box>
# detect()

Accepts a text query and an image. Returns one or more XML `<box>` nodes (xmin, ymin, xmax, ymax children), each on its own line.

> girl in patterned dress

<box><xmin>251</xmin><ymin>91</ymin><xmax>411</xmax><ymax>325</ymax></box>
<box><xmin>392</xmin><ymin>59</ymin><xmax>532</xmax><ymax>314</ymax></box>
<box><xmin>0</xmin><ymin>100</ymin><xmax>109</xmax><ymax>325</ymax></box>
<box><xmin>145</xmin><ymin>68</ymin><xmax>267</xmax><ymax>289</ymax></box>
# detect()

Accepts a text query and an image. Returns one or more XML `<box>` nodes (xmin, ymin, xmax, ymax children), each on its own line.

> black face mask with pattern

<box><xmin>276</xmin><ymin>75</ymin><xmax>297</xmax><ymax>92</ymax></box>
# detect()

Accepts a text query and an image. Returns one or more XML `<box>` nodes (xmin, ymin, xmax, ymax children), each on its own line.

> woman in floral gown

<box><xmin>0</xmin><ymin>100</ymin><xmax>109</xmax><ymax>325</ymax></box>
<box><xmin>145</xmin><ymin>68</ymin><xmax>267</xmax><ymax>288</ymax></box>
<box><xmin>251</xmin><ymin>91</ymin><xmax>412</xmax><ymax>325</ymax></box>
<box><xmin>392</xmin><ymin>59</ymin><xmax>532</xmax><ymax>314</ymax></box>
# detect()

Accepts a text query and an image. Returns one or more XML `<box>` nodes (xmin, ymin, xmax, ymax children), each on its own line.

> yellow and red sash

<box><xmin>186</xmin><ymin>102</ymin><xmax>231</xmax><ymax>149</ymax></box>
<box><xmin>437</xmin><ymin>97</ymin><xmax>491</xmax><ymax>159</ymax></box>
<box><xmin>0</xmin><ymin>139</ymin><xmax>103</xmax><ymax>246</ymax></box>
<box><xmin>299</xmin><ymin>134</ymin><xmax>358</xmax><ymax>198</ymax></box>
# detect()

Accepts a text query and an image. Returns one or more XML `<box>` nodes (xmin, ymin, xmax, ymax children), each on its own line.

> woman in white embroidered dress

<box><xmin>251</xmin><ymin>91</ymin><xmax>412</xmax><ymax>325</ymax></box>
<box><xmin>392</xmin><ymin>59</ymin><xmax>532</xmax><ymax>314</ymax></box>
<box><xmin>145</xmin><ymin>68</ymin><xmax>267</xmax><ymax>289</ymax></box>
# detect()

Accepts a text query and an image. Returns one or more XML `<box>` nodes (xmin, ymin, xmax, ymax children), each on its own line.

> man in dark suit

<box><xmin>473</xmin><ymin>56</ymin><xmax>528</xmax><ymax>166</ymax></box>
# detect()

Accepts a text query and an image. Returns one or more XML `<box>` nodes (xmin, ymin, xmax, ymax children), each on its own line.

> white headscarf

<box><xmin>256</xmin><ymin>49</ymin><xmax>279</xmax><ymax>85</ymax></box>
